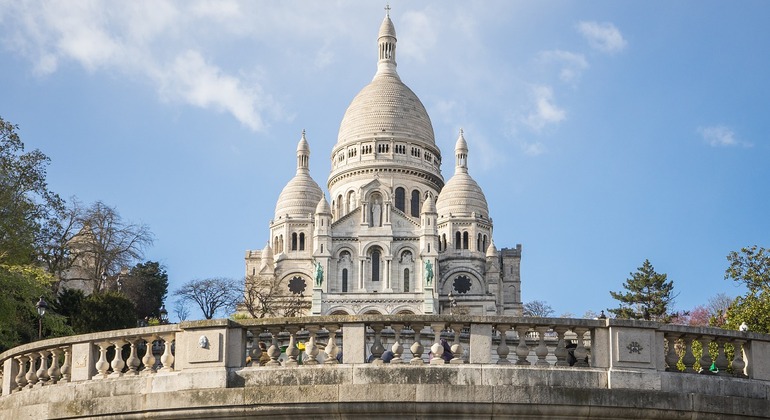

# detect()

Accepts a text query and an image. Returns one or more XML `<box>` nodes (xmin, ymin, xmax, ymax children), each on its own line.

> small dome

<box><xmin>436</xmin><ymin>172</ymin><xmax>489</xmax><ymax>218</ymax></box>
<box><xmin>274</xmin><ymin>133</ymin><xmax>324</xmax><ymax>220</ymax></box>
<box><xmin>486</xmin><ymin>240</ymin><xmax>498</xmax><ymax>258</ymax></box>
<box><xmin>436</xmin><ymin>130</ymin><xmax>490</xmax><ymax>219</ymax></box>
<box><xmin>422</xmin><ymin>194</ymin><xmax>436</xmax><ymax>214</ymax></box>
<box><xmin>315</xmin><ymin>195</ymin><xmax>332</xmax><ymax>215</ymax></box>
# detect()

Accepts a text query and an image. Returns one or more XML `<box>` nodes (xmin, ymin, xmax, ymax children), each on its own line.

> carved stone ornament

<box><xmin>626</xmin><ymin>341</ymin><xmax>643</xmax><ymax>354</ymax></box>
<box><xmin>198</xmin><ymin>335</ymin><xmax>209</xmax><ymax>349</ymax></box>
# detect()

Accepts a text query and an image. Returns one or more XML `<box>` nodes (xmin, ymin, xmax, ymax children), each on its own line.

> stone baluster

<box><xmin>698</xmin><ymin>335</ymin><xmax>714</xmax><ymax>374</ymax></box>
<box><xmin>125</xmin><ymin>338</ymin><xmax>141</xmax><ymax>375</ymax></box>
<box><xmin>95</xmin><ymin>341</ymin><xmax>111</xmax><ymax>378</ymax></box>
<box><xmin>14</xmin><ymin>356</ymin><xmax>28</xmax><ymax>391</ymax></box>
<box><xmin>534</xmin><ymin>326</ymin><xmax>550</xmax><ymax>367</ymax></box>
<box><xmin>304</xmin><ymin>325</ymin><xmax>320</xmax><ymax>365</ymax></box>
<box><xmin>573</xmin><ymin>327</ymin><xmax>590</xmax><ymax>368</ymax></box>
<box><xmin>36</xmin><ymin>350</ymin><xmax>50</xmax><ymax>385</ymax></box>
<box><xmin>449</xmin><ymin>323</ymin><xmax>465</xmax><ymax>364</ymax></box>
<box><xmin>284</xmin><ymin>326</ymin><xmax>300</xmax><ymax>367</ymax></box>
<box><xmin>496</xmin><ymin>324</ymin><xmax>511</xmax><ymax>364</ymax></box>
<box><xmin>324</xmin><ymin>324</ymin><xmax>340</xmax><ymax>364</ymax></box>
<box><xmin>714</xmin><ymin>338</ymin><xmax>729</xmax><ymax>375</ymax></box>
<box><xmin>514</xmin><ymin>325</ymin><xmax>531</xmax><ymax>365</ymax></box>
<box><xmin>25</xmin><ymin>353</ymin><xmax>39</xmax><ymax>388</ymax></box>
<box><xmin>158</xmin><ymin>334</ymin><xmax>175</xmax><ymax>372</ymax></box>
<box><xmin>142</xmin><ymin>335</ymin><xmax>158</xmax><ymax>374</ymax></box>
<box><xmin>390</xmin><ymin>323</ymin><xmax>405</xmax><ymax>364</ymax></box>
<box><xmin>664</xmin><ymin>333</ymin><xmax>680</xmax><ymax>372</ymax></box>
<box><xmin>60</xmin><ymin>346</ymin><xmax>71</xmax><ymax>382</ymax></box>
<box><xmin>266</xmin><ymin>327</ymin><xmax>282</xmax><ymax>367</ymax></box>
<box><xmin>47</xmin><ymin>348</ymin><xmax>62</xmax><ymax>384</ymax></box>
<box><xmin>680</xmin><ymin>335</ymin><xmax>697</xmax><ymax>373</ymax></box>
<box><xmin>409</xmin><ymin>323</ymin><xmax>425</xmax><ymax>365</ymax></box>
<box><xmin>369</xmin><ymin>324</ymin><xmax>386</xmax><ymax>364</ymax></box>
<box><xmin>553</xmin><ymin>326</ymin><xmax>569</xmax><ymax>367</ymax></box>
<box><xmin>429</xmin><ymin>322</ymin><xmax>445</xmax><ymax>365</ymax></box>
<box><xmin>110</xmin><ymin>339</ymin><xmax>126</xmax><ymax>378</ymax></box>
<box><xmin>731</xmin><ymin>339</ymin><xmax>747</xmax><ymax>377</ymax></box>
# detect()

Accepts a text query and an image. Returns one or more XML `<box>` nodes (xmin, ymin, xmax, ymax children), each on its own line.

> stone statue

<box><xmin>424</xmin><ymin>260</ymin><xmax>433</xmax><ymax>285</ymax></box>
<box><xmin>371</xmin><ymin>201</ymin><xmax>382</xmax><ymax>227</ymax></box>
<box><xmin>314</xmin><ymin>261</ymin><xmax>324</xmax><ymax>287</ymax></box>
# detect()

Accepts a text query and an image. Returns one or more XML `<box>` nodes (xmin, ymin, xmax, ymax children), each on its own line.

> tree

<box><xmin>45</xmin><ymin>200</ymin><xmax>154</xmax><ymax>294</ymax></box>
<box><xmin>173</xmin><ymin>298</ymin><xmax>190</xmax><ymax>322</ymax></box>
<box><xmin>523</xmin><ymin>300</ymin><xmax>555</xmax><ymax>317</ymax></box>
<box><xmin>0</xmin><ymin>116</ymin><xmax>63</xmax><ymax>266</ymax></box>
<box><xmin>724</xmin><ymin>246</ymin><xmax>770</xmax><ymax>333</ymax></box>
<box><xmin>122</xmin><ymin>261</ymin><xmax>168</xmax><ymax>320</ymax></box>
<box><xmin>173</xmin><ymin>277</ymin><xmax>240</xmax><ymax>320</ymax></box>
<box><xmin>609</xmin><ymin>259</ymin><xmax>679</xmax><ymax>322</ymax></box>
<box><xmin>72</xmin><ymin>291</ymin><xmax>137</xmax><ymax>333</ymax></box>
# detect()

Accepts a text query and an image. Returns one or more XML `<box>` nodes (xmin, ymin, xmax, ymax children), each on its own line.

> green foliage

<box><xmin>71</xmin><ymin>291</ymin><xmax>137</xmax><ymax>333</ymax></box>
<box><xmin>724</xmin><ymin>246</ymin><xmax>770</xmax><ymax>333</ymax></box>
<box><xmin>122</xmin><ymin>261</ymin><xmax>168</xmax><ymax>320</ymax></box>
<box><xmin>609</xmin><ymin>259</ymin><xmax>678</xmax><ymax>322</ymax></box>
<box><xmin>0</xmin><ymin>264</ymin><xmax>72</xmax><ymax>351</ymax></box>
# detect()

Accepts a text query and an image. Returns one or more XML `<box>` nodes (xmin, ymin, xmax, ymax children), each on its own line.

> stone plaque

<box><xmin>616</xmin><ymin>330</ymin><xmax>651</xmax><ymax>363</ymax></box>
<box><xmin>188</xmin><ymin>332</ymin><xmax>222</xmax><ymax>363</ymax></box>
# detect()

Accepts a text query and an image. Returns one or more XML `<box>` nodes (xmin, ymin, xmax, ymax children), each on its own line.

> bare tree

<box><xmin>174</xmin><ymin>277</ymin><xmax>240</xmax><ymax>320</ymax></box>
<box><xmin>523</xmin><ymin>300</ymin><xmax>555</xmax><ymax>317</ymax></box>
<box><xmin>173</xmin><ymin>298</ymin><xmax>191</xmax><ymax>322</ymax></box>
<box><xmin>242</xmin><ymin>275</ymin><xmax>310</xmax><ymax>318</ymax></box>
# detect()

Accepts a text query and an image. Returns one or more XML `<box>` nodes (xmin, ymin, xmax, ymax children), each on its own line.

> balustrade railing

<box><xmin>2</xmin><ymin>316</ymin><xmax>769</xmax><ymax>398</ymax></box>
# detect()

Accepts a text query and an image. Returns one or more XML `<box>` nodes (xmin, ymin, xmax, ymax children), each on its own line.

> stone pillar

<box><xmin>469</xmin><ymin>323</ymin><xmax>492</xmax><ymax>364</ymax></box>
<box><xmin>342</xmin><ymin>323</ymin><xmax>365</xmax><ymax>364</ymax></box>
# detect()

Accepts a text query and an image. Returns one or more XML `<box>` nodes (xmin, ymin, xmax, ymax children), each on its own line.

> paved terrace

<box><xmin>2</xmin><ymin>315</ymin><xmax>769</xmax><ymax>419</ymax></box>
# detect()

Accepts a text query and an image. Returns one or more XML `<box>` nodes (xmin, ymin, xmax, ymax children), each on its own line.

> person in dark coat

<box><xmin>440</xmin><ymin>338</ymin><xmax>453</xmax><ymax>362</ymax></box>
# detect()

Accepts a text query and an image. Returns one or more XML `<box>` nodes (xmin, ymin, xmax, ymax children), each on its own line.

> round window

<box><xmin>453</xmin><ymin>275</ymin><xmax>471</xmax><ymax>294</ymax></box>
<box><xmin>288</xmin><ymin>276</ymin><xmax>307</xmax><ymax>295</ymax></box>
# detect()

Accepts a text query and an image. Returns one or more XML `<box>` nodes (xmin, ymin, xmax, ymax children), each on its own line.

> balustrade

<box><xmin>2</xmin><ymin>316</ymin><xmax>769</xmax><ymax>398</ymax></box>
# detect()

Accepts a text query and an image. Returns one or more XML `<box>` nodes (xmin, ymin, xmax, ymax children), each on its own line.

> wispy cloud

<box><xmin>520</xmin><ymin>141</ymin><xmax>547</xmax><ymax>156</ymax></box>
<box><xmin>398</xmin><ymin>10</ymin><xmax>438</xmax><ymax>63</ymax></box>
<box><xmin>537</xmin><ymin>50</ymin><xmax>589</xmax><ymax>84</ymax></box>
<box><xmin>522</xmin><ymin>85</ymin><xmax>566</xmax><ymax>132</ymax></box>
<box><xmin>577</xmin><ymin>21</ymin><xmax>627</xmax><ymax>54</ymax></box>
<box><xmin>698</xmin><ymin>125</ymin><xmax>751</xmax><ymax>147</ymax></box>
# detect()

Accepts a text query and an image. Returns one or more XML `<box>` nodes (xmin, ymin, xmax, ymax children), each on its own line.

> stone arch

<box><xmin>328</xmin><ymin>308</ymin><xmax>351</xmax><ymax>315</ymax></box>
<box><xmin>359</xmin><ymin>307</ymin><xmax>383</xmax><ymax>315</ymax></box>
<box><xmin>391</xmin><ymin>305</ymin><xmax>417</xmax><ymax>315</ymax></box>
<box><xmin>439</xmin><ymin>267</ymin><xmax>484</xmax><ymax>295</ymax></box>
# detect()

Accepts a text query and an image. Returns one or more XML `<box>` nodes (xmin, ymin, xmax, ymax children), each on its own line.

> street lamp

<box><xmin>35</xmin><ymin>296</ymin><xmax>48</xmax><ymax>340</ymax></box>
<box><xmin>100</xmin><ymin>270</ymin><xmax>108</xmax><ymax>291</ymax></box>
<box><xmin>159</xmin><ymin>304</ymin><xmax>169</xmax><ymax>324</ymax></box>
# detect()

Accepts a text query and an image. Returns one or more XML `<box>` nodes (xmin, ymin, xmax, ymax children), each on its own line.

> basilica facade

<box><xmin>244</xmin><ymin>11</ymin><xmax>522</xmax><ymax>316</ymax></box>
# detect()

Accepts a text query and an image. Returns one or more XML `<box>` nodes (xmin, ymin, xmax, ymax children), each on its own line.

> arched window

<box><xmin>455</xmin><ymin>231</ymin><xmax>461</xmax><ymax>250</ymax></box>
<box><xmin>477</xmin><ymin>233</ymin><xmax>482</xmax><ymax>252</ymax></box>
<box><xmin>372</xmin><ymin>249</ymin><xmax>380</xmax><ymax>282</ymax></box>
<box><xmin>410</xmin><ymin>190</ymin><xmax>420</xmax><ymax>217</ymax></box>
<box><xmin>404</xmin><ymin>268</ymin><xmax>410</xmax><ymax>292</ymax></box>
<box><xmin>347</xmin><ymin>191</ymin><xmax>356</xmax><ymax>213</ymax></box>
<box><xmin>395</xmin><ymin>187</ymin><xmax>405</xmax><ymax>212</ymax></box>
<box><xmin>483</xmin><ymin>235</ymin><xmax>488</xmax><ymax>253</ymax></box>
<box><xmin>442</xmin><ymin>234</ymin><xmax>447</xmax><ymax>252</ymax></box>
<box><xmin>291</xmin><ymin>232</ymin><xmax>298</xmax><ymax>251</ymax></box>
<box><xmin>463</xmin><ymin>232</ymin><xmax>469</xmax><ymax>250</ymax></box>
<box><xmin>342</xmin><ymin>269</ymin><xmax>348</xmax><ymax>293</ymax></box>
<box><xmin>279</xmin><ymin>235</ymin><xmax>284</xmax><ymax>252</ymax></box>
<box><xmin>299</xmin><ymin>233</ymin><xmax>305</xmax><ymax>251</ymax></box>
<box><xmin>336</xmin><ymin>195</ymin><xmax>343</xmax><ymax>218</ymax></box>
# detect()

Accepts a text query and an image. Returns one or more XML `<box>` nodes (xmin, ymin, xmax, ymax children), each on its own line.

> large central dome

<box><xmin>337</xmin><ymin>74</ymin><xmax>435</xmax><ymax>147</ymax></box>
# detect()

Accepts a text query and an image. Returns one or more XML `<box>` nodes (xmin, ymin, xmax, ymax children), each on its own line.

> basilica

<box><xmin>244</xmin><ymin>11</ymin><xmax>522</xmax><ymax>316</ymax></box>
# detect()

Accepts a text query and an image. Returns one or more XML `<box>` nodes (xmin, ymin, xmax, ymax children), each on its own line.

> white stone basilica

<box><xmin>245</xmin><ymin>11</ymin><xmax>522</xmax><ymax>317</ymax></box>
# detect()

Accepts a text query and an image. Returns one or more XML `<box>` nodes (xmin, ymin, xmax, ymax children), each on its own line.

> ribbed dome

<box><xmin>436</xmin><ymin>172</ymin><xmax>489</xmax><ymax>218</ymax></box>
<box><xmin>274</xmin><ymin>132</ymin><xmax>324</xmax><ymax>220</ymax></box>
<box><xmin>315</xmin><ymin>195</ymin><xmax>332</xmax><ymax>214</ymax></box>
<box><xmin>436</xmin><ymin>130</ymin><xmax>489</xmax><ymax>219</ymax></box>
<box><xmin>337</xmin><ymin>75</ymin><xmax>435</xmax><ymax>147</ymax></box>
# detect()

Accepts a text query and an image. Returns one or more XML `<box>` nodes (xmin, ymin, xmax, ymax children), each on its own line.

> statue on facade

<box><xmin>313</xmin><ymin>260</ymin><xmax>324</xmax><ymax>287</ymax></box>
<box><xmin>424</xmin><ymin>260</ymin><xmax>433</xmax><ymax>285</ymax></box>
<box><xmin>371</xmin><ymin>200</ymin><xmax>382</xmax><ymax>227</ymax></box>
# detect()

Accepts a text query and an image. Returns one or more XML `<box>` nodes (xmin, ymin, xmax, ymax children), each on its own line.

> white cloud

<box><xmin>577</xmin><ymin>21</ymin><xmax>627</xmax><ymax>53</ymax></box>
<box><xmin>521</xmin><ymin>141</ymin><xmax>547</xmax><ymax>156</ymax></box>
<box><xmin>522</xmin><ymin>85</ymin><xmax>566</xmax><ymax>132</ymax></box>
<box><xmin>398</xmin><ymin>10</ymin><xmax>438</xmax><ymax>63</ymax></box>
<box><xmin>698</xmin><ymin>125</ymin><xmax>751</xmax><ymax>147</ymax></box>
<box><xmin>537</xmin><ymin>50</ymin><xmax>589</xmax><ymax>84</ymax></box>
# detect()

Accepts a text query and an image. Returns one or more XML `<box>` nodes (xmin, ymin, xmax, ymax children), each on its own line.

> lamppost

<box><xmin>100</xmin><ymin>270</ymin><xmax>108</xmax><ymax>292</ymax></box>
<box><xmin>159</xmin><ymin>304</ymin><xmax>169</xmax><ymax>324</ymax></box>
<box><xmin>35</xmin><ymin>296</ymin><xmax>48</xmax><ymax>340</ymax></box>
<box><xmin>448</xmin><ymin>291</ymin><xmax>457</xmax><ymax>315</ymax></box>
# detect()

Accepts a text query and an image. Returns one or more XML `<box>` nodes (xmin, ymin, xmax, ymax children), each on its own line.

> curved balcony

<box><xmin>2</xmin><ymin>316</ymin><xmax>769</xmax><ymax>419</ymax></box>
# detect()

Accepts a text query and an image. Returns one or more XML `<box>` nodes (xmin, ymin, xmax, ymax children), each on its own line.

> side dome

<box><xmin>436</xmin><ymin>130</ymin><xmax>490</xmax><ymax>219</ymax></box>
<box><xmin>274</xmin><ymin>132</ymin><xmax>324</xmax><ymax>220</ymax></box>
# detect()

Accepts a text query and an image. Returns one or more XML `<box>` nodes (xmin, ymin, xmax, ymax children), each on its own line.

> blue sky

<box><xmin>1</xmin><ymin>1</ymin><xmax>768</xmax><ymax>320</ymax></box>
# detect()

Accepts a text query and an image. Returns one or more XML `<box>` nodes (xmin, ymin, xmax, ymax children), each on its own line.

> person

<box><xmin>258</xmin><ymin>342</ymin><xmax>270</xmax><ymax>366</ymax></box>
<box><xmin>381</xmin><ymin>349</ymin><xmax>394</xmax><ymax>363</ymax></box>
<box><xmin>440</xmin><ymin>338</ymin><xmax>453</xmax><ymax>362</ymax></box>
